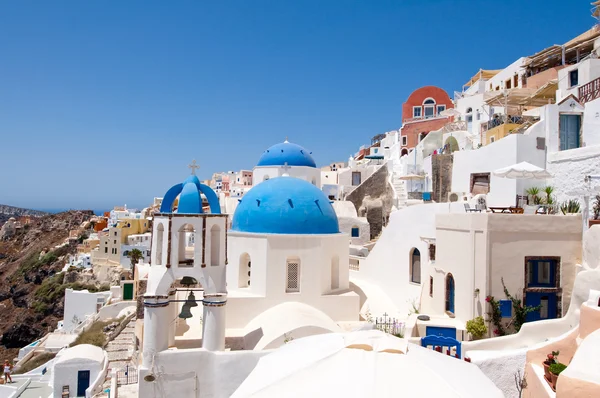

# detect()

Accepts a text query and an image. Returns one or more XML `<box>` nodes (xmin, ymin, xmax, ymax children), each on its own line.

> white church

<box><xmin>138</xmin><ymin>141</ymin><xmax>361</xmax><ymax>396</ymax></box>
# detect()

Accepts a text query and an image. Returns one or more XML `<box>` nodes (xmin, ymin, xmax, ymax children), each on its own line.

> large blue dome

<box><xmin>256</xmin><ymin>141</ymin><xmax>317</xmax><ymax>168</ymax></box>
<box><xmin>160</xmin><ymin>175</ymin><xmax>221</xmax><ymax>214</ymax></box>
<box><xmin>231</xmin><ymin>177</ymin><xmax>339</xmax><ymax>234</ymax></box>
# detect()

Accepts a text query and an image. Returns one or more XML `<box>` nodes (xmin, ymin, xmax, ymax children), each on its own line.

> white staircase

<box><xmin>390</xmin><ymin>162</ymin><xmax>408</xmax><ymax>208</ymax></box>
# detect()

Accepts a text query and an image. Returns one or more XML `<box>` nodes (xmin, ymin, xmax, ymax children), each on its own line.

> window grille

<box><xmin>286</xmin><ymin>260</ymin><xmax>300</xmax><ymax>292</ymax></box>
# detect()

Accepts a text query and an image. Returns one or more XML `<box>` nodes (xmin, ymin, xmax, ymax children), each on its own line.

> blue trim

<box><xmin>500</xmin><ymin>299</ymin><xmax>512</xmax><ymax>318</ymax></box>
<box><xmin>231</xmin><ymin>177</ymin><xmax>339</xmax><ymax>235</ymax></box>
<box><xmin>351</xmin><ymin>227</ymin><xmax>359</xmax><ymax>237</ymax></box>
<box><xmin>421</xmin><ymin>335</ymin><xmax>461</xmax><ymax>358</ymax></box>
<box><xmin>527</xmin><ymin>259</ymin><xmax>556</xmax><ymax>288</ymax></box>
<box><xmin>526</xmin><ymin>292</ymin><xmax>558</xmax><ymax>322</ymax></box>
<box><xmin>256</xmin><ymin>141</ymin><xmax>316</xmax><ymax>168</ymax></box>
<box><xmin>160</xmin><ymin>183</ymin><xmax>184</xmax><ymax>213</ymax></box>
<box><xmin>425</xmin><ymin>326</ymin><xmax>456</xmax><ymax>339</ymax></box>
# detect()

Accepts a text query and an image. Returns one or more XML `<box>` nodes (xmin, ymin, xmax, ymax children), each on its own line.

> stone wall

<box><xmin>346</xmin><ymin>165</ymin><xmax>394</xmax><ymax>239</ymax></box>
<box><xmin>431</xmin><ymin>154</ymin><xmax>453</xmax><ymax>203</ymax></box>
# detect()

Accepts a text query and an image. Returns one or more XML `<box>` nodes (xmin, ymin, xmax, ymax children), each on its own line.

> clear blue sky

<box><xmin>0</xmin><ymin>0</ymin><xmax>595</xmax><ymax>210</ymax></box>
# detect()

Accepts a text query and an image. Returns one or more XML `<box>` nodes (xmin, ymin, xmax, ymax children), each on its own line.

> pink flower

<box><xmin>485</xmin><ymin>296</ymin><xmax>492</xmax><ymax>302</ymax></box>
<box><xmin>493</xmin><ymin>329</ymin><xmax>500</xmax><ymax>335</ymax></box>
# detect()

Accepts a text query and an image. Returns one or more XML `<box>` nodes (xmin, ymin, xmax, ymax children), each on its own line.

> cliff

<box><xmin>0</xmin><ymin>210</ymin><xmax>96</xmax><ymax>362</ymax></box>
<box><xmin>0</xmin><ymin>204</ymin><xmax>49</xmax><ymax>226</ymax></box>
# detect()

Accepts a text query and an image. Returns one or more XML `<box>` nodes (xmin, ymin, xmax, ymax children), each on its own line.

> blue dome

<box><xmin>231</xmin><ymin>177</ymin><xmax>339</xmax><ymax>234</ymax></box>
<box><xmin>256</xmin><ymin>141</ymin><xmax>316</xmax><ymax>168</ymax></box>
<box><xmin>160</xmin><ymin>175</ymin><xmax>221</xmax><ymax>214</ymax></box>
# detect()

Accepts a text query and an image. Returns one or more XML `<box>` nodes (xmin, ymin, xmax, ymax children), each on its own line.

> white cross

<box><xmin>188</xmin><ymin>159</ymin><xmax>200</xmax><ymax>175</ymax></box>
<box><xmin>282</xmin><ymin>161</ymin><xmax>291</xmax><ymax>176</ymax></box>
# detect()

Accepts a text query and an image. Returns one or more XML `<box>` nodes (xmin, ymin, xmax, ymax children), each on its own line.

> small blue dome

<box><xmin>256</xmin><ymin>141</ymin><xmax>316</xmax><ymax>168</ymax></box>
<box><xmin>160</xmin><ymin>174</ymin><xmax>221</xmax><ymax>214</ymax></box>
<box><xmin>231</xmin><ymin>177</ymin><xmax>339</xmax><ymax>234</ymax></box>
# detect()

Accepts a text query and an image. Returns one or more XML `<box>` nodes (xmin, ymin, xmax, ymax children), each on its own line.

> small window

<box><xmin>429</xmin><ymin>276</ymin><xmax>433</xmax><ymax>297</ymax></box>
<box><xmin>410</xmin><ymin>248</ymin><xmax>421</xmax><ymax>284</ymax></box>
<box><xmin>402</xmin><ymin>136</ymin><xmax>408</xmax><ymax>146</ymax></box>
<box><xmin>423</xmin><ymin>98</ymin><xmax>436</xmax><ymax>105</ymax></box>
<box><xmin>352</xmin><ymin>172</ymin><xmax>362</xmax><ymax>186</ymax></box>
<box><xmin>105</xmin><ymin>247</ymin><xmax>108</xmax><ymax>254</ymax></box>
<box><xmin>424</xmin><ymin>106</ymin><xmax>434</xmax><ymax>118</ymax></box>
<box><xmin>569</xmin><ymin>69</ymin><xmax>579</xmax><ymax>87</ymax></box>
<box><xmin>114</xmin><ymin>232</ymin><xmax>117</xmax><ymax>236</ymax></box>
<box><xmin>351</xmin><ymin>227</ymin><xmax>359</xmax><ymax>238</ymax></box>
<box><xmin>413</xmin><ymin>106</ymin><xmax>422</xmax><ymax>118</ymax></box>
<box><xmin>286</xmin><ymin>258</ymin><xmax>300</xmax><ymax>293</ymax></box>
<box><xmin>471</xmin><ymin>173</ymin><xmax>490</xmax><ymax>195</ymax></box>
<box><xmin>500</xmin><ymin>300</ymin><xmax>512</xmax><ymax>318</ymax></box>
<box><xmin>513</xmin><ymin>74</ymin><xmax>518</xmax><ymax>88</ymax></box>
<box><xmin>436</xmin><ymin>105</ymin><xmax>446</xmax><ymax>115</ymax></box>
<box><xmin>490</xmin><ymin>136</ymin><xmax>495</xmax><ymax>143</ymax></box>
<box><xmin>505</xmin><ymin>79</ymin><xmax>512</xmax><ymax>89</ymax></box>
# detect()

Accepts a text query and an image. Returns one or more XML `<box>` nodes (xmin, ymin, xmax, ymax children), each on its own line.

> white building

<box><xmin>61</xmin><ymin>289</ymin><xmax>111</xmax><ymax>333</ymax></box>
<box><xmin>52</xmin><ymin>344</ymin><xmax>107</xmax><ymax>398</ymax></box>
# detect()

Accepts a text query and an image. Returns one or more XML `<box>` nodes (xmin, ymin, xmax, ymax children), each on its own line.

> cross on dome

<box><xmin>284</xmin><ymin>136</ymin><xmax>289</xmax><ymax>143</ymax></box>
<box><xmin>188</xmin><ymin>159</ymin><xmax>200</xmax><ymax>175</ymax></box>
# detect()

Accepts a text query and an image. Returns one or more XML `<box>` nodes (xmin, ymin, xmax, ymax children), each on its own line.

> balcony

<box><xmin>481</xmin><ymin>115</ymin><xmax>533</xmax><ymax>133</ymax></box>
<box><xmin>578</xmin><ymin>76</ymin><xmax>600</xmax><ymax>104</ymax></box>
<box><xmin>442</xmin><ymin>120</ymin><xmax>467</xmax><ymax>133</ymax></box>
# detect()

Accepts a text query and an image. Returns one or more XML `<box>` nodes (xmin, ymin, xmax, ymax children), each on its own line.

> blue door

<box><xmin>526</xmin><ymin>292</ymin><xmax>557</xmax><ymax>322</ymax></box>
<box><xmin>445</xmin><ymin>274</ymin><xmax>455</xmax><ymax>313</ymax></box>
<box><xmin>77</xmin><ymin>370</ymin><xmax>90</xmax><ymax>397</ymax></box>
<box><xmin>559</xmin><ymin>115</ymin><xmax>581</xmax><ymax>150</ymax></box>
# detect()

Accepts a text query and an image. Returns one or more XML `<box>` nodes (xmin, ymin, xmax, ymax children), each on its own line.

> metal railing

<box><xmin>481</xmin><ymin>115</ymin><xmax>535</xmax><ymax>132</ymax></box>
<box><xmin>443</xmin><ymin>120</ymin><xmax>467</xmax><ymax>133</ymax></box>
<box><xmin>579</xmin><ymin>76</ymin><xmax>600</xmax><ymax>104</ymax></box>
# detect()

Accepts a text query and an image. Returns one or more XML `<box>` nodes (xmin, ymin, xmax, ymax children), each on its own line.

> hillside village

<box><xmin>4</xmin><ymin>7</ymin><xmax>600</xmax><ymax>398</ymax></box>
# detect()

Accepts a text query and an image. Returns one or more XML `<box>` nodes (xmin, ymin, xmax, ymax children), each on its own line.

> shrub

<box><xmin>466</xmin><ymin>316</ymin><xmax>487</xmax><ymax>339</ymax></box>
<box><xmin>549</xmin><ymin>363</ymin><xmax>567</xmax><ymax>376</ymax></box>
<box><xmin>13</xmin><ymin>353</ymin><xmax>56</xmax><ymax>374</ymax></box>
<box><xmin>560</xmin><ymin>199</ymin><xmax>581</xmax><ymax>214</ymax></box>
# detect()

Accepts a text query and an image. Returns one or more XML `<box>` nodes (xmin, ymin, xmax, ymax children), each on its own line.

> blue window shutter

<box><xmin>351</xmin><ymin>228</ymin><xmax>359</xmax><ymax>238</ymax></box>
<box><xmin>500</xmin><ymin>300</ymin><xmax>512</xmax><ymax>318</ymax></box>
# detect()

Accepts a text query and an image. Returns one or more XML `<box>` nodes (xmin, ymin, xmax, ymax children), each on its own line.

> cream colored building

<box><xmin>415</xmin><ymin>213</ymin><xmax>582</xmax><ymax>339</ymax></box>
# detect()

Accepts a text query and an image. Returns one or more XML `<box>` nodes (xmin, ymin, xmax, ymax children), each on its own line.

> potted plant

<box><xmin>466</xmin><ymin>316</ymin><xmax>487</xmax><ymax>340</ymax></box>
<box><xmin>560</xmin><ymin>199</ymin><xmax>581</xmax><ymax>215</ymax></box>
<box><xmin>549</xmin><ymin>362</ymin><xmax>567</xmax><ymax>391</ymax></box>
<box><xmin>526</xmin><ymin>187</ymin><xmax>541</xmax><ymax>205</ymax></box>
<box><xmin>543</xmin><ymin>351</ymin><xmax>559</xmax><ymax>381</ymax></box>
<box><xmin>591</xmin><ymin>194</ymin><xmax>600</xmax><ymax>228</ymax></box>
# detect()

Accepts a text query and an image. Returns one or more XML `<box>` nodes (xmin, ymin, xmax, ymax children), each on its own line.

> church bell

<box><xmin>178</xmin><ymin>291</ymin><xmax>198</xmax><ymax>319</ymax></box>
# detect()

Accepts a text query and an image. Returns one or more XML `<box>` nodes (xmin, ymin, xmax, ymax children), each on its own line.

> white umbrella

<box><xmin>440</xmin><ymin>108</ymin><xmax>462</xmax><ymax>118</ymax></box>
<box><xmin>232</xmin><ymin>331</ymin><xmax>503</xmax><ymax>398</ymax></box>
<box><xmin>493</xmin><ymin>161</ymin><xmax>552</xmax><ymax>179</ymax></box>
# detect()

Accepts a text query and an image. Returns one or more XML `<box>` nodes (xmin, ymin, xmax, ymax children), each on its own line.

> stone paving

<box><xmin>95</xmin><ymin>317</ymin><xmax>138</xmax><ymax>397</ymax></box>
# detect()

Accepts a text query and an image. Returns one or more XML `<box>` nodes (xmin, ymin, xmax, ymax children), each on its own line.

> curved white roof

<box><xmin>55</xmin><ymin>344</ymin><xmax>105</xmax><ymax>365</ymax></box>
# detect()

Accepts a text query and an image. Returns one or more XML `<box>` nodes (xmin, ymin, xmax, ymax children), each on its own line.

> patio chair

<box><xmin>464</xmin><ymin>203</ymin><xmax>481</xmax><ymax>213</ymax></box>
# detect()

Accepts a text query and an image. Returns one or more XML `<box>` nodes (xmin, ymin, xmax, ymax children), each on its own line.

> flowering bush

<box><xmin>486</xmin><ymin>295</ymin><xmax>506</xmax><ymax>336</ymax></box>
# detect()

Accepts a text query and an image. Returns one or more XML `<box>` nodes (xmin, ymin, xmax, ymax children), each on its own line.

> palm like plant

<box><xmin>526</xmin><ymin>187</ymin><xmax>541</xmax><ymax>205</ymax></box>
<box><xmin>127</xmin><ymin>248</ymin><xmax>143</xmax><ymax>280</ymax></box>
<box><xmin>543</xmin><ymin>186</ymin><xmax>555</xmax><ymax>205</ymax></box>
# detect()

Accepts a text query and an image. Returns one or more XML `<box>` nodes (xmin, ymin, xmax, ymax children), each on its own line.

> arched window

<box><xmin>401</xmin><ymin>148</ymin><xmax>409</xmax><ymax>156</ymax></box>
<box><xmin>446</xmin><ymin>273</ymin><xmax>455</xmax><ymax>313</ymax></box>
<box><xmin>286</xmin><ymin>257</ymin><xmax>300</xmax><ymax>293</ymax></box>
<box><xmin>178</xmin><ymin>224</ymin><xmax>195</xmax><ymax>266</ymax></box>
<box><xmin>155</xmin><ymin>223</ymin><xmax>164</xmax><ymax>266</ymax></box>
<box><xmin>210</xmin><ymin>224</ymin><xmax>220</xmax><ymax>266</ymax></box>
<box><xmin>410</xmin><ymin>248</ymin><xmax>421</xmax><ymax>284</ymax></box>
<box><xmin>423</xmin><ymin>98</ymin><xmax>436</xmax><ymax>119</ymax></box>
<box><xmin>331</xmin><ymin>256</ymin><xmax>339</xmax><ymax>290</ymax></box>
<box><xmin>239</xmin><ymin>253</ymin><xmax>251</xmax><ymax>288</ymax></box>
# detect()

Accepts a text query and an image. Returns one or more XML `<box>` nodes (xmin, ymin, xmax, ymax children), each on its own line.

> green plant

<box><xmin>486</xmin><ymin>295</ymin><xmax>506</xmax><ymax>336</ymax></box>
<box><xmin>127</xmin><ymin>248</ymin><xmax>143</xmax><ymax>279</ymax></box>
<box><xmin>542</xmin><ymin>186</ymin><xmax>556</xmax><ymax>207</ymax></box>
<box><xmin>283</xmin><ymin>333</ymin><xmax>294</xmax><ymax>344</ymax></box>
<box><xmin>13</xmin><ymin>353</ymin><xmax>56</xmax><ymax>374</ymax></box>
<box><xmin>526</xmin><ymin>187</ymin><xmax>541</xmax><ymax>205</ymax></box>
<box><xmin>502</xmin><ymin>278</ymin><xmax>541</xmax><ymax>332</ymax></box>
<box><xmin>466</xmin><ymin>316</ymin><xmax>488</xmax><ymax>339</ymax></box>
<box><xmin>549</xmin><ymin>363</ymin><xmax>567</xmax><ymax>376</ymax></box>
<box><xmin>560</xmin><ymin>199</ymin><xmax>581</xmax><ymax>214</ymax></box>
<box><xmin>545</xmin><ymin>350</ymin><xmax>560</xmax><ymax>365</ymax></box>
<box><xmin>593</xmin><ymin>194</ymin><xmax>600</xmax><ymax>220</ymax></box>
